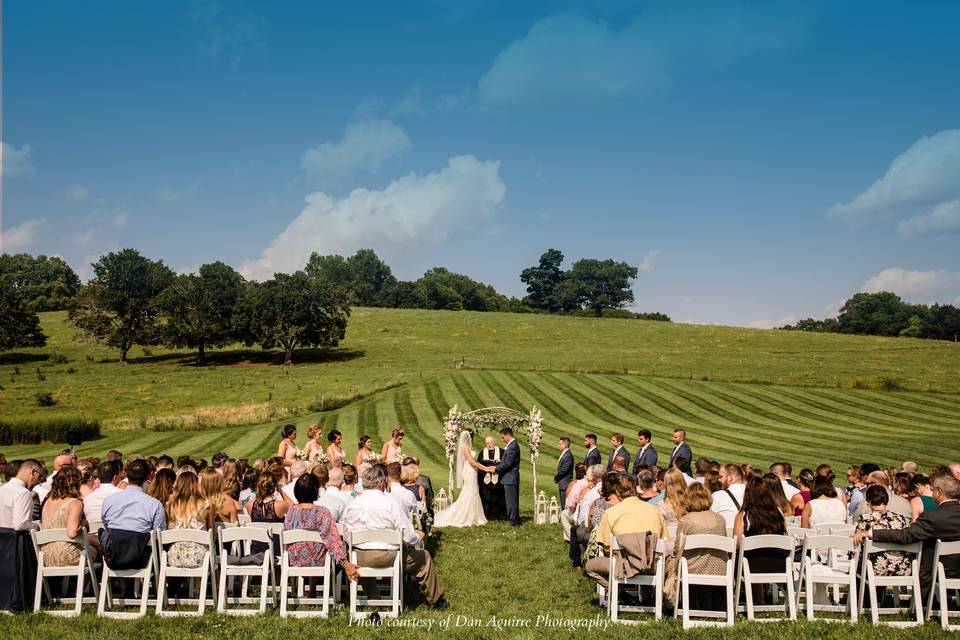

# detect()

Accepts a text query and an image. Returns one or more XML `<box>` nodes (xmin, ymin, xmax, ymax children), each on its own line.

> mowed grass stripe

<box><xmin>541</xmin><ymin>372</ymin><xmax>647</xmax><ymax>431</ymax></box>
<box><xmin>477</xmin><ymin>371</ymin><xmax>528</xmax><ymax>414</ymax></box>
<box><xmin>424</xmin><ymin>377</ymin><xmax>453</xmax><ymax>422</ymax></box>
<box><xmin>771</xmin><ymin>387</ymin><xmax>950</xmax><ymax>434</ymax></box>
<box><xmin>812</xmin><ymin>388</ymin><xmax>960</xmax><ymax>427</ymax></box>
<box><xmin>502</xmin><ymin>371</ymin><xmax>593</xmax><ymax>429</ymax></box>
<box><xmin>460</xmin><ymin>371</ymin><xmax>507</xmax><ymax>407</ymax></box>
<box><xmin>390</xmin><ymin>386</ymin><xmax>444</xmax><ymax>458</ymax></box>
<box><xmin>450</xmin><ymin>372</ymin><xmax>485</xmax><ymax>413</ymax></box>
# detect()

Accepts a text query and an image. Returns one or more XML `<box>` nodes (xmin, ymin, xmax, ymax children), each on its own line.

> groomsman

<box><xmin>669</xmin><ymin>428</ymin><xmax>692</xmax><ymax>468</ymax></box>
<box><xmin>583</xmin><ymin>434</ymin><xmax>602</xmax><ymax>467</ymax></box>
<box><xmin>632</xmin><ymin>429</ymin><xmax>658</xmax><ymax>477</ymax></box>
<box><xmin>607</xmin><ymin>433</ymin><xmax>630</xmax><ymax>471</ymax></box>
<box><xmin>554</xmin><ymin>438</ymin><xmax>574</xmax><ymax>505</ymax></box>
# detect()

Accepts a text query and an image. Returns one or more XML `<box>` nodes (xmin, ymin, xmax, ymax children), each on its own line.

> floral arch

<box><xmin>442</xmin><ymin>405</ymin><xmax>543</xmax><ymax>498</ymax></box>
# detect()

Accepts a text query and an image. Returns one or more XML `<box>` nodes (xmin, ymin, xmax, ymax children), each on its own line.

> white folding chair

<box><xmin>735</xmin><ymin>534</ymin><xmax>797</xmax><ymax>621</ymax></box>
<box><xmin>279</xmin><ymin>529</ymin><xmax>334</xmax><ymax>618</ymax></box>
<box><xmin>607</xmin><ymin>536</ymin><xmax>666</xmax><ymax>624</ymax></box>
<box><xmin>31</xmin><ymin>529</ymin><xmax>99</xmax><ymax>616</ymax></box>
<box><xmin>348</xmin><ymin>529</ymin><xmax>403</xmax><ymax>620</ymax></box>
<box><xmin>155</xmin><ymin>529</ymin><xmax>217</xmax><ymax>616</ymax></box>
<box><xmin>675</xmin><ymin>534</ymin><xmax>736</xmax><ymax>629</ymax></box>
<box><xmin>217</xmin><ymin>526</ymin><xmax>276</xmax><ymax>616</ymax></box>
<box><xmin>237</xmin><ymin>512</ymin><xmax>251</xmax><ymax>526</ymax></box>
<box><xmin>858</xmin><ymin>539</ymin><xmax>923</xmax><ymax>626</ymax></box>
<box><xmin>928</xmin><ymin>540</ymin><xmax>960</xmax><ymax>630</ymax></box>
<box><xmin>97</xmin><ymin>530</ymin><xmax>157</xmax><ymax>619</ymax></box>
<box><xmin>795</xmin><ymin>534</ymin><xmax>859</xmax><ymax>622</ymax></box>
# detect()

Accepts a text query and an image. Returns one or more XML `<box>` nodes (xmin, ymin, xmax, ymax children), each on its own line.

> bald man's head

<box><xmin>901</xmin><ymin>461</ymin><xmax>918</xmax><ymax>474</ymax></box>
<box><xmin>53</xmin><ymin>454</ymin><xmax>74</xmax><ymax>472</ymax></box>
<box><xmin>867</xmin><ymin>471</ymin><xmax>890</xmax><ymax>487</ymax></box>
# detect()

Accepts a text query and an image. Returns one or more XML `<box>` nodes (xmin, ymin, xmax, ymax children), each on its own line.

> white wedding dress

<box><xmin>434</xmin><ymin>434</ymin><xmax>488</xmax><ymax>528</ymax></box>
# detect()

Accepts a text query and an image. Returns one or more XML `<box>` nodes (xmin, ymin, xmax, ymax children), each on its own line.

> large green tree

<box><xmin>564</xmin><ymin>258</ymin><xmax>638</xmax><ymax>316</ymax></box>
<box><xmin>238</xmin><ymin>271</ymin><xmax>350</xmax><ymax>365</ymax></box>
<box><xmin>414</xmin><ymin>268</ymin><xmax>510</xmax><ymax>312</ymax></box>
<box><xmin>305</xmin><ymin>249</ymin><xmax>397</xmax><ymax>306</ymax></box>
<box><xmin>159</xmin><ymin>262</ymin><xmax>245</xmax><ymax>363</ymax></box>
<box><xmin>0</xmin><ymin>253</ymin><xmax>81</xmax><ymax>311</ymax></box>
<box><xmin>69</xmin><ymin>249</ymin><xmax>174</xmax><ymax>363</ymax></box>
<box><xmin>520</xmin><ymin>249</ymin><xmax>567</xmax><ymax>311</ymax></box>
<box><xmin>0</xmin><ymin>279</ymin><xmax>47</xmax><ymax>350</ymax></box>
<box><xmin>836</xmin><ymin>292</ymin><xmax>914</xmax><ymax>336</ymax></box>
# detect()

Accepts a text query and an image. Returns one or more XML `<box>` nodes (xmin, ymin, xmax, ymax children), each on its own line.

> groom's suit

<box><xmin>495</xmin><ymin>439</ymin><xmax>521</xmax><ymax>527</ymax></box>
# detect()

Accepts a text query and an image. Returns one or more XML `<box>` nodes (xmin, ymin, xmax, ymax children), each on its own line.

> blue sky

<box><xmin>3</xmin><ymin>0</ymin><xmax>960</xmax><ymax>327</ymax></box>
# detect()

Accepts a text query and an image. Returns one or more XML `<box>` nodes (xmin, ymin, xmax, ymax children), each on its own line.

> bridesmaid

<box><xmin>326</xmin><ymin>430</ymin><xmax>345</xmax><ymax>468</ymax></box>
<box><xmin>303</xmin><ymin>425</ymin><xmax>325</xmax><ymax>463</ymax></box>
<box><xmin>355</xmin><ymin>435</ymin><xmax>375</xmax><ymax>467</ymax></box>
<box><xmin>278</xmin><ymin>424</ymin><xmax>300</xmax><ymax>468</ymax></box>
<box><xmin>381</xmin><ymin>428</ymin><xmax>404</xmax><ymax>463</ymax></box>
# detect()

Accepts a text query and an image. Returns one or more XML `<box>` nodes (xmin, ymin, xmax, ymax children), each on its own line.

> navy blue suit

<box><xmin>554</xmin><ymin>449</ymin><xmax>574</xmax><ymax>505</ymax></box>
<box><xmin>495</xmin><ymin>439</ymin><xmax>521</xmax><ymax>526</ymax></box>
<box><xmin>583</xmin><ymin>447</ymin><xmax>602</xmax><ymax>468</ymax></box>
<box><xmin>607</xmin><ymin>446</ymin><xmax>630</xmax><ymax>471</ymax></box>
<box><xmin>669</xmin><ymin>442</ymin><xmax>692</xmax><ymax>467</ymax></box>
<box><xmin>633</xmin><ymin>444</ymin><xmax>658</xmax><ymax>476</ymax></box>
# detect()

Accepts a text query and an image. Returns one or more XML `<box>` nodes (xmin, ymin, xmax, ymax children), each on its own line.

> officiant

<box><xmin>477</xmin><ymin>436</ymin><xmax>507</xmax><ymax>520</ymax></box>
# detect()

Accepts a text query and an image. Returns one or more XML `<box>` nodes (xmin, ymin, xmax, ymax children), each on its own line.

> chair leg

<box><xmin>198</xmin><ymin>560</ymin><xmax>210</xmax><ymax>615</ymax></box>
<box><xmin>744</xmin><ymin>571</ymin><xmax>755</xmax><ymax>621</ymax></box>
<box><xmin>74</xmin><ymin>560</ymin><xmax>85</xmax><ymax>616</ymax></box>
<box><xmin>609</xmin><ymin>578</ymin><xmax>618</xmax><ymax>621</ymax></box>
<box><xmin>33</xmin><ymin>563</ymin><xmax>44</xmax><ymax>613</ymax></box>
<box><xmin>156</xmin><ymin>564</ymin><xmax>166</xmax><ymax>615</ymax></box>
<box><xmin>940</xmin><ymin>566</ymin><xmax>949</xmax><ymax>630</ymax></box>
<box><xmin>280</xmin><ymin>562</ymin><xmax>288</xmax><ymax>618</ymax></box>
<box><xmin>349</xmin><ymin>575</ymin><xmax>358</xmax><ymax>620</ymax></box>
<box><xmin>786</xmin><ymin>576</ymin><xmax>797</xmax><ymax>620</ymax></box>
<box><xmin>867</xmin><ymin>570</ymin><xmax>879</xmax><ymax>625</ymax></box>
<box><xmin>681</xmin><ymin>568</ymin><xmax>690</xmax><ymax>629</ymax></box>
<box><xmin>217</xmin><ymin>564</ymin><xmax>227</xmax><ymax>613</ymax></box>
<box><xmin>139</xmin><ymin>564</ymin><xmax>152</xmax><ymax>617</ymax></box>
<box><xmin>805</xmin><ymin>573</ymin><xmax>814</xmax><ymax>621</ymax></box>
<box><xmin>913</xmin><ymin>571</ymin><xmax>923</xmax><ymax>624</ymax></box>
<box><xmin>655</xmin><ymin>569</ymin><xmax>663</xmax><ymax>621</ymax></box>
<box><xmin>97</xmin><ymin>569</ymin><xmax>109</xmax><ymax>616</ymax></box>
<box><xmin>259</xmin><ymin>564</ymin><xmax>269</xmax><ymax>614</ymax></box>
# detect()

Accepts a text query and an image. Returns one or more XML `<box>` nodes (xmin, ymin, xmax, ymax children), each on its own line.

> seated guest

<box><xmin>711</xmin><ymin>463</ymin><xmax>746</xmax><ymax>528</ymax></box>
<box><xmin>341</xmin><ymin>464</ymin><xmax>446</xmax><ymax>608</ymax></box>
<box><xmin>147</xmin><ymin>468</ymin><xmax>176</xmax><ymax>506</ymax></box>
<box><xmin>221</xmin><ymin>460</ymin><xmax>242</xmax><ymax>502</ymax></box>
<box><xmin>848</xmin><ymin>463</ymin><xmax>880</xmax><ymax>517</ymax></box>
<box><xmin>238</xmin><ymin>469</ymin><xmax>258</xmax><ymax>508</ymax></box>
<box><xmin>40</xmin><ymin>466</ymin><xmax>93</xmax><ymax>566</ymax></box>
<box><xmin>310</xmin><ymin>465</ymin><xmax>345</xmax><ymax>522</ymax></box>
<box><xmin>913</xmin><ymin>475</ymin><xmax>937</xmax><ymax>515</ymax></box>
<box><xmin>101</xmin><ymin>459</ymin><xmax>165</xmax><ymax>533</ymax></box>
<box><xmin>245</xmin><ymin>473</ymin><xmax>290</xmax><ymax>555</ymax></box>
<box><xmin>0</xmin><ymin>460</ymin><xmax>43</xmax><ymax>612</ymax></box>
<box><xmin>734</xmin><ymin>476</ymin><xmax>789</xmax><ymax>572</ymax></box>
<box><xmin>282</xmin><ymin>461</ymin><xmax>308</xmax><ymax>503</ymax></box>
<box><xmin>77</xmin><ymin>461</ymin><xmax>97</xmax><ymax>499</ymax></box>
<box><xmin>404</xmin><ymin>456</ymin><xmax>433</xmax><ymax>515</ymax></box>
<box><xmin>703</xmin><ymin>470</ymin><xmax>721</xmax><ymax>494</ymax></box>
<box><xmin>852</xmin><ymin>485</ymin><xmax>911</xmax><ymax>577</ymax></box>
<box><xmin>792</xmin><ymin>469</ymin><xmax>815</xmax><ymax>516</ymax></box>
<box><xmin>341</xmin><ymin>464</ymin><xmax>361</xmax><ymax>501</ymax></box>
<box><xmin>665</xmin><ymin>483</ymin><xmax>727</xmax><ymax>608</ymax></box>
<box><xmin>801</xmin><ymin>475</ymin><xmax>847</xmax><ymax>529</ymax></box>
<box><xmin>34</xmin><ymin>452</ymin><xmax>76</xmax><ymax>503</ymax></box>
<box><xmin>84</xmin><ymin>461</ymin><xmax>122</xmax><ymax>536</ymax></box>
<box><xmin>857</xmin><ymin>474</ymin><xmax>960</xmax><ymax>603</ymax></box>
<box><xmin>584</xmin><ymin>474</ymin><xmax>668</xmax><ymax>589</ymax></box>
<box><xmin>199</xmin><ymin>468</ymin><xmax>238</xmax><ymax>525</ymax></box>
<box><xmin>637</xmin><ymin>469</ymin><xmax>661</xmax><ymax>504</ymax></box>
<box><xmin>283</xmin><ymin>474</ymin><xmax>359</xmax><ymax>581</ymax></box>
<box><xmin>325</xmin><ymin>467</ymin><xmax>347</xmax><ymax>502</ymax></box>
<box><xmin>0</xmin><ymin>459</ymin><xmax>42</xmax><ymax>531</ymax></box>
<box><xmin>386</xmin><ymin>462</ymin><xmax>417</xmax><ymax>513</ymax></box>
<box><xmin>569</xmin><ymin>464</ymin><xmax>605</xmax><ymax>568</ymax></box>
<box><xmin>893</xmin><ymin>472</ymin><xmax>922</xmax><ymax>522</ymax></box>
<box><xmin>769</xmin><ymin>463</ymin><xmax>800</xmax><ymax>502</ymax></box>
<box><xmin>658</xmin><ymin>469</ymin><xmax>688</xmax><ymax>526</ymax></box>
<box><xmin>165</xmin><ymin>471</ymin><xmax>209</xmax><ymax>569</ymax></box>
<box><xmin>673</xmin><ymin>457</ymin><xmax>695</xmax><ymax>485</ymax></box>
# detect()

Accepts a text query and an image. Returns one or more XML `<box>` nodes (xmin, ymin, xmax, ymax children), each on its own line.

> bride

<box><xmin>434</xmin><ymin>430</ymin><xmax>488</xmax><ymax>528</ymax></box>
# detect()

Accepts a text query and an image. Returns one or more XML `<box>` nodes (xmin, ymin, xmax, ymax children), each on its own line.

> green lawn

<box><xmin>0</xmin><ymin>523</ymin><xmax>951</xmax><ymax>639</ymax></box>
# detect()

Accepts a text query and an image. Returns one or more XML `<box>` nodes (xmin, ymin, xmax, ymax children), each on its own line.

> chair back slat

<box><xmin>866</xmin><ymin>539</ymin><xmax>922</xmax><ymax>555</ymax></box>
<box><xmin>349</xmin><ymin>529</ymin><xmax>402</xmax><ymax>547</ymax></box>
<box><xmin>281</xmin><ymin>529</ymin><xmax>323</xmax><ymax>546</ymax></box>
<box><xmin>159</xmin><ymin>528</ymin><xmax>212</xmax><ymax>546</ymax></box>
<box><xmin>803</xmin><ymin>534</ymin><xmax>854</xmax><ymax>552</ymax></box>
<box><xmin>219</xmin><ymin>526</ymin><xmax>273</xmax><ymax>544</ymax></box>
<box><xmin>936</xmin><ymin>540</ymin><xmax>960</xmax><ymax>557</ymax></box>
<box><xmin>683</xmin><ymin>534</ymin><xmax>736</xmax><ymax>553</ymax></box>
<box><xmin>32</xmin><ymin>528</ymin><xmax>87</xmax><ymax>547</ymax></box>
<box><xmin>740</xmin><ymin>534</ymin><xmax>795</xmax><ymax>552</ymax></box>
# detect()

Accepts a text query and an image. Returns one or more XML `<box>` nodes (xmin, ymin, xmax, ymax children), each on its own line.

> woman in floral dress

<box><xmin>283</xmin><ymin>474</ymin><xmax>359</xmax><ymax>582</ymax></box>
<box><xmin>855</xmin><ymin>485</ymin><xmax>912</xmax><ymax>576</ymax></box>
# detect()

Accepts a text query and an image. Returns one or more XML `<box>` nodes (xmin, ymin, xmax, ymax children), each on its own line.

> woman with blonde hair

<box><xmin>382</xmin><ymin>427</ymin><xmax>404</xmax><ymax>463</ymax></box>
<box><xmin>148</xmin><ymin>468</ymin><xmax>176</xmax><ymax>506</ymax></box>
<box><xmin>199</xmin><ymin>468</ymin><xmax>238</xmax><ymax>526</ymax></box>
<box><xmin>40</xmin><ymin>466</ymin><xmax>93</xmax><ymax>565</ymax></box>
<box><xmin>221</xmin><ymin>460</ymin><xmax>241</xmax><ymax>501</ymax></box>
<box><xmin>658</xmin><ymin>468</ymin><xmax>688</xmax><ymax>525</ymax></box>
<box><xmin>303</xmin><ymin>425</ymin><xmax>325</xmax><ymax>464</ymax></box>
<box><xmin>166</xmin><ymin>471</ymin><xmax>209</xmax><ymax>568</ymax></box>
<box><xmin>664</xmin><ymin>483</ymin><xmax>727</xmax><ymax>608</ymax></box>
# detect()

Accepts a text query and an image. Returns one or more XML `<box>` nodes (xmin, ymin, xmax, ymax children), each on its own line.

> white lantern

<box><xmin>534</xmin><ymin>490</ymin><xmax>548</xmax><ymax>524</ymax></box>
<box><xmin>548</xmin><ymin>496</ymin><xmax>560</xmax><ymax>524</ymax></box>
<box><xmin>434</xmin><ymin>488</ymin><xmax>450</xmax><ymax>512</ymax></box>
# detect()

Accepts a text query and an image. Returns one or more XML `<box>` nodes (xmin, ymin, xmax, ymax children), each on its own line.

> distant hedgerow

<box><xmin>0</xmin><ymin>417</ymin><xmax>100</xmax><ymax>446</ymax></box>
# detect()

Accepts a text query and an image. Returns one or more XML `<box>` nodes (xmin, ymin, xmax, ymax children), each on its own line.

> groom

<box><xmin>485</xmin><ymin>427</ymin><xmax>520</xmax><ymax>527</ymax></box>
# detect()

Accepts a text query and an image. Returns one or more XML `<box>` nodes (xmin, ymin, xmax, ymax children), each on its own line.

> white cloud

<box><xmin>861</xmin><ymin>267</ymin><xmax>958</xmax><ymax>299</ymax></box>
<box><xmin>155</xmin><ymin>181</ymin><xmax>201</xmax><ymax>203</ymax></box>
<box><xmin>112</xmin><ymin>211</ymin><xmax>129</xmax><ymax>229</ymax></box>
<box><xmin>72</xmin><ymin>229</ymin><xmax>96</xmax><ymax>247</ymax></box>
<box><xmin>830</xmin><ymin>129</ymin><xmax>960</xmax><ymax>223</ymax></box>
<box><xmin>66</xmin><ymin>184</ymin><xmax>88</xmax><ymax>200</ymax></box>
<box><xmin>478</xmin><ymin>4</ymin><xmax>812</xmax><ymax>105</ymax></box>
<box><xmin>301</xmin><ymin>119</ymin><xmax>410</xmax><ymax>187</ymax></box>
<box><xmin>897</xmin><ymin>198</ymin><xmax>960</xmax><ymax>236</ymax></box>
<box><xmin>954</xmin><ymin>296</ymin><xmax>960</xmax><ymax>307</ymax></box>
<box><xmin>1</xmin><ymin>218</ymin><xmax>47</xmax><ymax>253</ymax></box>
<box><xmin>1</xmin><ymin>142</ymin><xmax>35</xmax><ymax>177</ymax></box>
<box><xmin>242</xmin><ymin>154</ymin><xmax>505</xmax><ymax>280</ymax></box>
<box><xmin>638</xmin><ymin>249</ymin><xmax>660</xmax><ymax>272</ymax></box>
<box><xmin>746</xmin><ymin>315</ymin><xmax>798</xmax><ymax>330</ymax></box>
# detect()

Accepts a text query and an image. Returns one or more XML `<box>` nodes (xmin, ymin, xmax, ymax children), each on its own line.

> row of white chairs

<box><xmin>607</xmin><ymin>532</ymin><xmax>960</xmax><ymax>630</ymax></box>
<box><xmin>30</xmin><ymin>523</ymin><xmax>404</xmax><ymax>620</ymax></box>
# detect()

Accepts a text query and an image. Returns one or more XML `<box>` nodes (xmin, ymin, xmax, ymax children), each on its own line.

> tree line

<box><xmin>780</xmin><ymin>291</ymin><xmax>960</xmax><ymax>341</ymax></box>
<box><xmin>1</xmin><ymin>248</ymin><xmax>670</xmax><ymax>357</ymax></box>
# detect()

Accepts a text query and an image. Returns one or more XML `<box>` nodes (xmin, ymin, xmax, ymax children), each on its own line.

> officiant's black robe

<box><xmin>477</xmin><ymin>446</ymin><xmax>507</xmax><ymax>520</ymax></box>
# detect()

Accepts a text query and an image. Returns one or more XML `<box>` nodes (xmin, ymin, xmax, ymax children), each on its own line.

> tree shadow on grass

<box><xmin>0</xmin><ymin>352</ymin><xmax>50</xmax><ymax>365</ymax></box>
<box><xmin>125</xmin><ymin>347</ymin><xmax>366</xmax><ymax>367</ymax></box>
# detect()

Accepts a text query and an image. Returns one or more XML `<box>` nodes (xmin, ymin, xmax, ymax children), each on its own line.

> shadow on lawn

<box><xmin>0</xmin><ymin>352</ymin><xmax>50</xmax><ymax>364</ymax></box>
<box><xmin>123</xmin><ymin>348</ymin><xmax>366</xmax><ymax>367</ymax></box>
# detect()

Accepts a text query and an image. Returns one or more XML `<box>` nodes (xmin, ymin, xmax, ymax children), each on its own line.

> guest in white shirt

<box><xmin>310</xmin><ymin>464</ymin><xmax>345</xmax><ymax>521</ymax></box>
<box><xmin>386</xmin><ymin>462</ymin><xmax>418</xmax><ymax>513</ymax></box>
<box><xmin>325</xmin><ymin>466</ymin><xmax>349</xmax><ymax>502</ymax></box>
<box><xmin>282</xmin><ymin>460</ymin><xmax>307</xmax><ymax>503</ymax></box>
<box><xmin>770</xmin><ymin>462</ymin><xmax>801</xmax><ymax>501</ymax></box>
<box><xmin>83</xmin><ymin>461</ymin><xmax>123</xmax><ymax>535</ymax></box>
<box><xmin>711</xmin><ymin>463</ymin><xmax>746</xmax><ymax>528</ymax></box>
<box><xmin>340</xmin><ymin>464</ymin><xmax>446</xmax><ymax>607</ymax></box>
<box><xmin>0</xmin><ymin>459</ymin><xmax>43</xmax><ymax>530</ymax></box>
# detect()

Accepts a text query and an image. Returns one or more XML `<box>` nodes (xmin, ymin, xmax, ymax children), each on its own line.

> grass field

<box><xmin>0</xmin><ymin>522</ymin><xmax>952</xmax><ymax>639</ymax></box>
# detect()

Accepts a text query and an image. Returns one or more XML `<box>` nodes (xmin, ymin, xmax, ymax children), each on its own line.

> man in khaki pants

<box><xmin>341</xmin><ymin>464</ymin><xmax>447</xmax><ymax>608</ymax></box>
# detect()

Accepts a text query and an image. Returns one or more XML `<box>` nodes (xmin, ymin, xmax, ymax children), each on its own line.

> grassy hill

<box><xmin>2</xmin><ymin>308</ymin><xmax>959</xmax><ymax>505</ymax></box>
